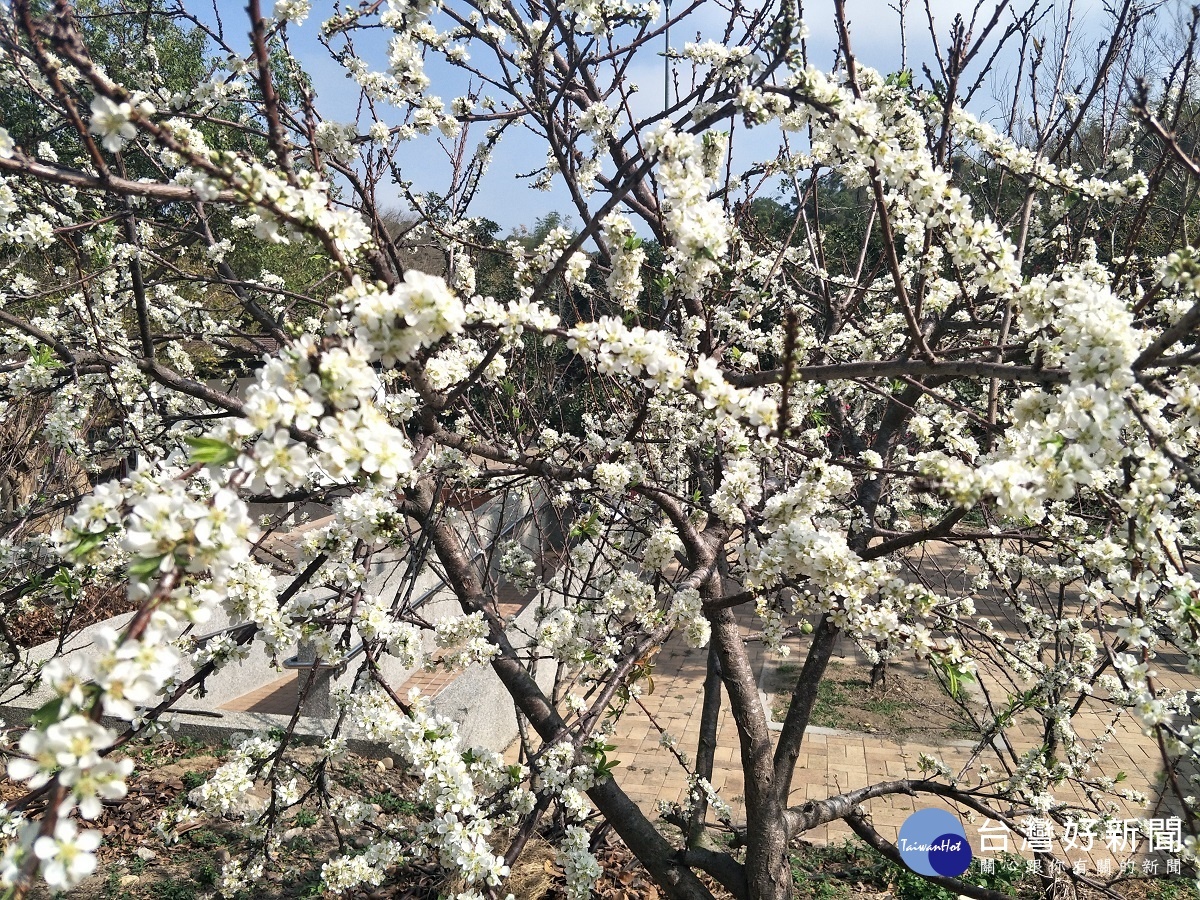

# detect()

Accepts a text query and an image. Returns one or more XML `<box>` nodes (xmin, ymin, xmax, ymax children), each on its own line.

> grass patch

<box><xmin>770</xmin><ymin>661</ymin><xmax>979</xmax><ymax>740</ymax></box>
<box><xmin>812</xmin><ymin>678</ymin><xmax>853</xmax><ymax>729</ymax></box>
<box><xmin>369</xmin><ymin>790</ymin><xmax>421</xmax><ymax>816</ymax></box>
<box><xmin>148</xmin><ymin>881</ymin><xmax>196</xmax><ymax>900</ymax></box>
<box><xmin>790</xmin><ymin>840</ymin><xmax>1200</xmax><ymax>900</ymax></box>
<box><xmin>774</xmin><ymin>673</ymin><xmax>916</xmax><ymax>730</ymax></box>
<box><xmin>186</xmin><ymin>828</ymin><xmax>225</xmax><ymax>849</ymax></box>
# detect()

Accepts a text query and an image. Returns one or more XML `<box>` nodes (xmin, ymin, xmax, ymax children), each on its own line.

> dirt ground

<box><xmin>7</xmin><ymin>582</ymin><xmax>134</xmax><ymax>649</ymax></box>
<box><xmin>3</xmin><ymin>732</ymin><xmax>1197</xmax><ymax>900</ymax></box>
<box><xmin>7</xmin><ymin>735</ymin><xmax>697</xmax><ymax>900</ymax></box>
<box><xmin>765</xmin><ymin>660</ymin><xmax>980</xmax><ymax>742</ymax></box>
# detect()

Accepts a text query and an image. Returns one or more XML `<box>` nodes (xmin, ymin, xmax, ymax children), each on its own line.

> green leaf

<box><xmin>70</xmin><ymin>526</ymin><xmax>116</xmax><ymax>558</ymax></box>
<box><xmin>30</xmin><ymin>697</ymin><xmax>65</xmax><ymax>729</ymax></box>
<box><xmin>931</xmin><ymin>652</ymin><xmax>976</xmax><ymax>699</ymax></box>
<box><xmin>596</xmin><ymin>756</ymin><xmax>620</xmax><ymax>779</ymax></box>
<box><xmin>128</xmin><ymin>554</ymin><xmax>168</xmax><ymax>577</ymax></box>
<box><xmin>51</xmin><ymin>567</ymin><xmax>82</xmax><ymax>603</ymax></box>
<box><xmin>569</xmin><ymin>509</ymin><xmax>600</xmax><ymax>539</ymax></box>
<box><xmin>30</xmin><ymin>346</ymin><xmax>64</xmax><ymax>371</ymax></box>
<box><xmin>185</xmin><ymin>436</ymin><xmax>239</xmax><ymax>466</ymax></box>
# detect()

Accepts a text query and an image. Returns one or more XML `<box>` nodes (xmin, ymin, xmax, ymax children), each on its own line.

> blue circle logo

<box><xmin>897</xmin><ymin>809</ymin><xmax>973</xmax><ymax>877</ymax></box>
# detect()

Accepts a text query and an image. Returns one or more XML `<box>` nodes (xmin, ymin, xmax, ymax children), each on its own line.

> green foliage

<box><xmin>966</xmin><ymin>854</ymin><xmax>1031</xmax><ymax>898</ymax></box>
<box><xmin>149</xmin><ymin>878</ymin><xmax>197</xmax><ymax>900</ymax></box>
<box><xmin>298</xmin><ymin>876</ymin><xmax>326</xmax><ymax>900</ymax></box>
<box><xmin>369</xmin><ymin>791</ymin><xmax>421</xmax><ymax>816</ymax></box>
<box><xmin>789</xmin><ymin>862</ymin><xmax>849</xmax><ymax>899</ymax></box>
<box><xmin>185</xmin><ymin>437</ymin><xmax>239</xmax><ymax>466</ymax></box>
<box><xmin>929</xmin><ymin>652</ymin><xmax>976</xmax><ymax>700</ymax></box>
<box><xmin>2</xmin><ymin>0</ymin><xmax>208</xmax><ymax>180</ymax></box>
<box><xmin>100</xmin><ymin>867</ymin><xmax>133</xmax><ymax>900</ymax></box>
<box><xmin>743</xmin><ymin>197</ymin><xmax>795</xmax><ymax>241</ymax></box>
<box><xmin>585</xmin><ymin>736</ymin><xmax>621</xmax><ymax>780</ymax></box>
<box><xmin>128</xmin><ymin>554</ymin><xmax>168</xmax><ymax>577</ymax></box>
<box><xmin>185</xmin><ymin>829</ymin><xmax>225</xmax><ymax>849</ymax></box>
<box><xmin>191</xmin><ymin>857</ymin><xmax>219</xmax><ymax>886</ymax></box>
<box><xmin>893</xmin><ymin>869</ymin><xmax>959</xmax><ymax>900</ymax></box>
<box><xmin>30</xmin><ymin>697</ymin><xmax>67</xmax><ymax>729</ymax></box>
<box><xmin>790</xmin><ymin>841</ymin><xmax>1041</xmax><ymax>900</ymax></box>
<box><xmin>66</xmin><ymin>527</ymin><xmax>117</xmax><ymax>560</ymax></box>
<box><xmin>570</xmin><ymin>508</ymin><xmax>601</xmax><ymax>539</ymax></box>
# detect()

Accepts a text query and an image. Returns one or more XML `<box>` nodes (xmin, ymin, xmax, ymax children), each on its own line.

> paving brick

<box><xmin>219</xmin><ymin>673</ymin><xmax>296</xmax><ymax>714</ymax></box>
<box><xmin>490</xmin><ymin>605</ymin><xmax>1189</xmax><ymax>854</ymax></box>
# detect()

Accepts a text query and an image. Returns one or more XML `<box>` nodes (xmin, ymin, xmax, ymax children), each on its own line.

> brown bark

<box><xmin>687</xmin><ymin>644</ymin><xmax>723</xmax><ymax>845</ymax></box>
<box><xmin>772</xmin><ymin>615</ymin><xmax>839</xmax><ymax>802</ymax></box>
<box><xmin>420</xmin><ymin>493</ymin><xmax>718</xmax><ymax>900</ymax></box>
<box><xmin>709</xmin><ymin>608</ymin><xmax>791</xmax><ymax>900</ymax></box>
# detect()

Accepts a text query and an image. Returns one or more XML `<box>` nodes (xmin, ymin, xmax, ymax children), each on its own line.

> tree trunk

<box><xmin>688</xmin><ymin>643</ymin><xmax>723</xmax><ymax>845</ymax></box>
<box><xmin>709</xmin><ymin>608</ymin><xmax>793</xmax><ymax>900</ymax></box>
<box><xmin>870</xmin><ymin>640</ymin><xmax>888</xmax><ymax>690</ymax></box>
<box><xmin>772</xmin><ymin>616</ymin><xmax>840</xmax><ymax>801</ymax></box>
<box><xmin>420</xmin><ymin>499</ymin><xmax>719</xmax><ymax>900</ymax></box>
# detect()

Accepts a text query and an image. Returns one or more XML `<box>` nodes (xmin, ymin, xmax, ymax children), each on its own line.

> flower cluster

<box><xmin>601</xmin><ymin>214</ymin><xmax>646</xmax><ymax>310</ymax></box>
<box><xmin>7</xmin><ymin>0</ymin><xmax>1200</xmax><ymax>894</ymax></box>
<box><xmin>643</xmin><ymin>125</ymin><xmax>732</xmax><ymax>299</ymax></box>
<box><xmin>342</xmin><ymin>272</ymin><xmax>467</xmax><ymax>368</ymax></box>
<box><xmin>556</xmin><ymin>825</ymin><xmax>601</xmax><ymax>900</ymax></box>
<box><xmin>340</xmin><ymin>692</ymin><xmax>515</xmax><ymax>892</ymax></box>
<box><xmin>431</xmin><ymin>612</ymin><xmax>499</xmax><ymax>670</ymax></box>
<box><xmin>669</xmin><ymin>588</ymin><xmax>710</xmax><ymax>648</ymax></box>
<box><xmin>498</xmin><ymin>540</ymin><xmax>537</xmax><ymax>593</ymax></box>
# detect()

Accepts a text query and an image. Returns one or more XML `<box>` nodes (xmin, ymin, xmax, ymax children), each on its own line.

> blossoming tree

<box><xmin>2</xmin><ymin>0</ymin><xmax>1200</xmax><ymax>898</ymax></box>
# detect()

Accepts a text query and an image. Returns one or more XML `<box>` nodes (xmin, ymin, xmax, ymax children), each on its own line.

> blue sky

<box><xmin>201</xmin><ymin>0</ymin><xmax>1112</xmax><ymax>232</ymax></box>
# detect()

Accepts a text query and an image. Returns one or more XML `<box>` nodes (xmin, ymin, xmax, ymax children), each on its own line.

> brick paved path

<box><xmin>601</xmin><ymin>611</ymin><xmax>1183</xmax><ymax>866</ymax></box>
<box><xmin>227</xmin><ymin>534</ymin><xmax>1189</xmax><ymax>869</ymax></box>
<box><xmin>607</xmin><ymin>623</ymin><xmax>980</xmax><ymax>845</ymax></box>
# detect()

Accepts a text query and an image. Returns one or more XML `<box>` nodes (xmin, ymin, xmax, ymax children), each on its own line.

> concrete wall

<box><xmin>431</xmin><ymin>593</ymin><xmax>559</xmax><ymax>750</ymax></box>
<box><xmin>2</xmin><ymin>485</ymin><xmax>567</xmax><ymax>756</ymax></box>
